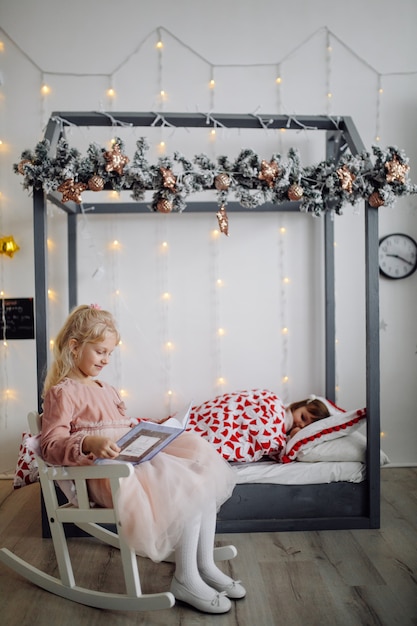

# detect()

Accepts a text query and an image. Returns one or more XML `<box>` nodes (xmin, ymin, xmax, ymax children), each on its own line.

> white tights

<box><xmin>173</xmin><ymin>501</ymin><xmax>233</xmax><ymax>598</ymax></box>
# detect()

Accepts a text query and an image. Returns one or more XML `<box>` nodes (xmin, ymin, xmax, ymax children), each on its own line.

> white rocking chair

<box><xmin>0</xmin><ymin>412</ymin><xmax>237</xmax><ymax>611</ymax></box>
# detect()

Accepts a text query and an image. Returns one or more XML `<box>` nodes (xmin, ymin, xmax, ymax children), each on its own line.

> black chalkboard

<box><xmin>0</xmin><ymin>298</ymin><xmax>35</xmax><ymax>340</ymax></box>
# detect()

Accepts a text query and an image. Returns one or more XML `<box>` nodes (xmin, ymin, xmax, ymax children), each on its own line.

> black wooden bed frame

<box><xmin>33</xmin><ymin>112</ymin><xmax>380</xmax><ymax>533</ymax></box>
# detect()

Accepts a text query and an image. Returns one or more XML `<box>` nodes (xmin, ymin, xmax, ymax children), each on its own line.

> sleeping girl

<box><xmin>187</xmin><ymin>390</ymin><xmax>331</xmax><ymax>463</ymax></box>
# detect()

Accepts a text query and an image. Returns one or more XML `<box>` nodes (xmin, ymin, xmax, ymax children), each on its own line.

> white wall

<box><xmin>0</xmin><ymin>0</ymin><xmax>416</xmax><ymax>472</ymax></box>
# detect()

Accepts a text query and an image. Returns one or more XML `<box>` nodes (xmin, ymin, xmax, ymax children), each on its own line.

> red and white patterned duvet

<box><xmin>187</xmin><ymin>389</ymin><xmax>286</xmax><ymax>463</ymax></box>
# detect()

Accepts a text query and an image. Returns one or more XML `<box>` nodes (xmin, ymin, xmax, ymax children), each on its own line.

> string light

<box><xmin>375</xmin><ymin>74</ymin><xmax>383</xmax><ymax>142</ymax></box>
<box><xmin>157</xmin><ymin>216</ymin><xmax>173</xmax><ymax>413</ymax></box>
<box><xmin>278</xmin><ymin>219</ymin><xmax>290</xmax><ymax>403</ymax></box>
<box><xmin>275</xmin><ymin>63</ymin><xmax>282</xmax><ymax>113</ymax></box>
<box><xmin>325</xmin><ymin>27</ymin><xmax>332</xmax><ymax>115</ymax></box>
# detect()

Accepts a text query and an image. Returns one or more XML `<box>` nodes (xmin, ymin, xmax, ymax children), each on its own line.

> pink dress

<box><xmin>41</xmin><ymin>378</ymin><xmax>236</xmax><ymax>562</ymax></box>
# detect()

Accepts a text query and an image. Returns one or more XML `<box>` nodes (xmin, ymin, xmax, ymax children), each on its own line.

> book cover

<box><xmin>96</xmin><ymin>401</ymin><xmax>192</xmax><ymax>465</ymax></box>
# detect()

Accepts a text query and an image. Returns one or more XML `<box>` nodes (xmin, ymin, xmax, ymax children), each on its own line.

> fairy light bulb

<box><xmin>282</xmin><ymin>327</ymin><xmax>289</xmax><ymax>335</ymax></box>
<box><xmin>275</xmin><ymin>76</ymin><xmax>282</xmax><ymax>84</ymax></box>
<box><xmin>283</xmin><ymin>277</ymin><xmax>290</xmax><ymax>285</ymax></box>
<box><xmin>107</xmin><ymin>87</ymin><xmax>116</xmax><ymax>98</ymax></box>
<box><xmin>162</xmin><ymin>292</ymin><xmax>171</xmax><ymax>300</ymax></box>
<box><xmin>210</xmin><ymin>129</ymin><xmax>216</xmax><ymax>137</ymax></box>
<box><xmin>217</xmin><ymin>328</ymin><xmax>226</xmax><ymax>336</ymax></box>
<box><xmin>41</xmin><ymin>83</ymin><xmax>51</xmax><ymax>95</ymax></box>
<box><xmin>216</xmin><ymin>278</ymin><xmax>224</xmax><ymax>287</ymax></box>
<box><xmin>280</xmin><ymin>227</ymin><xmax>286</xmax><ymax>234</ymax></box>
<box><xmin>209</xmin><ymin>79</ymin><xmax>215</xmax><ymax>88</ymax></box>
<box><xmin>156</xmin><ymin>40</ymin><xmax>164</xmax><ymax>49</ymax></box>
<box><xmin>282</xmin><ymin>376</ymin><xmax>289</xmax><ymax>384</ymax></box>
<box><xmin>217</xmin><ymin>377</ymin><xmax>226</xmax><ymax>386</ymax></box>
<box><xmin>165</xmin><ymin>341</ymin><xmax>174</xmax><ymax>350</ymax></box>
<box><xmin>0</xmin><ymin>41</ymin><xmax>4</xmax><ymax>52</ymax></box>
<box><xmin>161</xmin><ymin>241</ymin><xmax>169</xmax><ymax>250</ymax></box>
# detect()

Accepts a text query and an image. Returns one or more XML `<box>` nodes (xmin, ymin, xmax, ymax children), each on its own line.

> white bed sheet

<box><xmin>232</xmin><ymin>460</ymin><xmax>365</xmax><ymax>485</ymax></box>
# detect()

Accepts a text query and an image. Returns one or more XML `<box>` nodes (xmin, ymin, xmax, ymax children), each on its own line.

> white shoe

<box><xmin>170</xmin><ymin>577</ymin><xmax>232</xmax><ymax>613</ymax></box>
<box><xmin>201</xmin><ymin>575</ymin><xmax>246</xmax><ymax>599</ymax></box>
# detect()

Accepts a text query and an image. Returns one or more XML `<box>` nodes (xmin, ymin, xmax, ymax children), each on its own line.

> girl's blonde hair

<box><xmin>288</xmin><ymin>398</ymin><xmax>330</xmax><ymax>422</ymax></box>
<box><xmin>42</xmin><ymin>305</ymin><xmax>120</xmax><ymax>395</ymax></box>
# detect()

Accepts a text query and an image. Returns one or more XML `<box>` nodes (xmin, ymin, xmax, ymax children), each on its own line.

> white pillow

<box><xmin>282</xmin><ymin>407</ymin><xmax>367</xmax><ymax>463</ymax></box>
<box><xmin>296</xmin><ymin>431</ymin><xmax>390</xmax><ymax>465</ymax></box>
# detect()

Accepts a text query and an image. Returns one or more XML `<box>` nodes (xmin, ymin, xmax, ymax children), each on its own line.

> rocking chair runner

<box><xmin>0</xmin><ymin>412</ymin><xmax>237</xmax><ymax>611</ymax></box>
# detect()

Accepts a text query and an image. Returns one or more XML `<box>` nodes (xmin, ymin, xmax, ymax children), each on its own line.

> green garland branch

<box><xmin>14</xmin><ymin>138</ymin><xmax>416</xmax><ymax>216</ymax></box>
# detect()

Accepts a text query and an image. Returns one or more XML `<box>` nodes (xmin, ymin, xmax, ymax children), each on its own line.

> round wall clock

<box><xmin>378</xmin><ymin>233</ymin><xmax>417</xmax><ymax>279</ymax></box>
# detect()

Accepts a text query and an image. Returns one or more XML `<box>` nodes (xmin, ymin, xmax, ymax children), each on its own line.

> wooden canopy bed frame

<box><xmin>32</xmin><ymin>111</ymin><xmax>381</xmax><ymax>534</ymax></box>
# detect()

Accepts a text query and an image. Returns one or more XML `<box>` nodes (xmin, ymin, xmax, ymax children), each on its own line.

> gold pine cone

<box><xmin>287</xmin><ymin>183</ymin><xmax>304</xmax><ymax>201</ymax></box>
<box><xmin>157</xmin><ymin>199</ymin><xmax>173</xmax><ymax>213</ymax></box>
<box><xmin>214</xmin><ymin>173</ymin><xmax>231</xmax><ymax>191</ymax></box>
<box><xmin>88</xmin><ymin>175</ymin><xmax>105</xmax><ymax>192</ymax></box>
<box><xmin>368</xmin><ymin>191</ymin><xmax>384</xmax><ymax>208</ymax></box>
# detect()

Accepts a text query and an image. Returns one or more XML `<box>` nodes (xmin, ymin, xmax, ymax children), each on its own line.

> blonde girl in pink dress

<box><xmin>41</xmin><ymin>305</ymin><xmax>245</xmax><ymax>614</ymax></box>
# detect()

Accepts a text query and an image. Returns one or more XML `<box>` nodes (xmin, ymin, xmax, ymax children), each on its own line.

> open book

<box><xmin>96</xmin><ymin>401</ymin><xmax>192</xmax><ymax>465</ymax></box>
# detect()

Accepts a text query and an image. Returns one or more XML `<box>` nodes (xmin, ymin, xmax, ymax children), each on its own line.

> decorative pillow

<box><xmin>296</xmin><ymin>430</ymin><xmax>390</xmax><ymax>465</ymax></box>
<box><xmin>13</xmin><ymin>432</ymin><xmax>40</xmax><ymax>488</ymax></box>
<box><xmin>187</xmin><ymin>389</ymin><xmax>287</xmax><ymax>462</ymax></box>
<box><xmin>281</xmin><ymin>407</ymin><xmax>367</xmax><ymax>463</ymax></box>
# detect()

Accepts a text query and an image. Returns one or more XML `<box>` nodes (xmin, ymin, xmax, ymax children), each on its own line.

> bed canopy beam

<box><xmin>33</xmin><ymin>111</ymin><xmax>380</xmax><ymax>531</ymax></box>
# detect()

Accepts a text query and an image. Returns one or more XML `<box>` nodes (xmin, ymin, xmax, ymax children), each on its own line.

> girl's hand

<box><xmin>288</xmin><ymin>426</ymin><xmax>302</xmax><ymax>439</ymax></box>
<box><xmin>82</xmin><ymin>435</ymin><xmax>121</xmax><ymax>459</ymax></box>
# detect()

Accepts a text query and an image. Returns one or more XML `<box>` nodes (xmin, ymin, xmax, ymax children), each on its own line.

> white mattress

<box><xmin>231</xmin><ymin>460</ymin><xmax>365</xmax><ymax>485</ymax></box>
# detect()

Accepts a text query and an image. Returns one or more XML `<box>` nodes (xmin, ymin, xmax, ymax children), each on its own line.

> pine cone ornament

<box><xmin>287</xmin><ymin>183</ymin><xmax>304</xmax><ymax>201</ymax></box>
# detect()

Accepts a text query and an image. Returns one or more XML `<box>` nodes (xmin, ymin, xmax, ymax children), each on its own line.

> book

<box><xmin>97</xmin><ymin>401</ymin><xmax>192</xmax><ymax>465</ymax></box>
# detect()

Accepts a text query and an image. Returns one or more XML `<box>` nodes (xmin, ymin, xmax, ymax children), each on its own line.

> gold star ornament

<box><xmin>104</xmin><ymin>143</ymin><xmax>130</xmax><ymax>175</ymax></box>
<box><xmin>385</xmin><ymin>155</ymin><xmax>410</xmax><ymax>184</ymax></box>
<box><xmin>160</xmin><ymin>167</ymin><xmax>177</xmax><ymax>191</ymax></box>
<box><xmin>216</xmin><ymin>204</ymin><xmax>229</xmax><ymax>236</ymax></box>
<box><xmin>337</xmin><ymin>165</ymin><xmax>356</xmax><ymax>193</ymax></box>
<box><xmin>258</xmin><ymin>160</ymin><xmax>280</xmax><ymax>188</ymax></box>
<box><xmin>57</xmin><ymin>179</ymin><xmax>88</xmax><ymax>204</ymax></box>
<box><xmin>0</xmin><ymin>235</ymin><xmax>20</xmax><ymax>257</ymax></box>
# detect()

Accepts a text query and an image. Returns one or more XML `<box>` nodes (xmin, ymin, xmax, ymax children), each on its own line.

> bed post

<box><xmin>33</xmin><ymin>188</ymin><xmax>48</xmax><ymax>412</ymax></box>
<box><xmin>365</xmin><ymin>204</ymin><xmax>381</xmax><ymax>527</ymax></box>
<box><xmin>324</xmin><ymin>130</ymin><xmax>344</xmax><ymax>402</ymax></box>
<box><xmin>68</xmin><ymin>213</ymin><xmax>77</xmax><ymax>310</ymax></box>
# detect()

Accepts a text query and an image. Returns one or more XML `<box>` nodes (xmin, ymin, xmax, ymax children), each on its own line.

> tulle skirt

<box><xmin>87</xmin><ymin>431</ymin><xmax>236</xmax><ymax>562</ymax></box>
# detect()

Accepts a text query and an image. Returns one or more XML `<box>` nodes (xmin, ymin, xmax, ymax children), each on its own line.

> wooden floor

<box><xmin>0</xmin><ymin>467</ymin><xmax>416</xmax><ymax>626</ymax></box>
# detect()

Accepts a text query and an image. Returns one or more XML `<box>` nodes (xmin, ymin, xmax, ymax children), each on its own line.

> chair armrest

<box><xmin>46</xmin><ymin>462</ymin><xmax>134</xmax><ymax>481</ymax></box>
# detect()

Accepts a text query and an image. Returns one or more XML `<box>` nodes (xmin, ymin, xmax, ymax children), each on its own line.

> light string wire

<box><xmin>325</xmin><ymin>27</ymin><xmax>332</xmax><ymax>115</ymax></box>
<box><xmin>109</xmin><ymin>217</ymin><xmax>122</xmax><ymax>392</ymax></box>
<box><xmin>157</xmin><ymin>215</ymin><xmax>173</xmax><ymax>413</ymax></box>
<box><xmin>3</xmin><ymin>24</ymin><xmax>415</xmax><ymax>80</ymax></box>
<box><xmin>0</xmin><ymin>79</ymin><xmax>8</xmax><ymax>426</ymax></box>
<box><xmin>210</xmin><ymin>228</ymin><xmax>224</xmax><ymax>395</ymax></box>
<box><xmin>1</xmin><ymin>24</ymin><xmax>416</xmax><ymax>143</ymax></box>
<box><xmin>278</xmin><ymin>217</ymin><xmax>289</xmax><ymax>405</ymax></box>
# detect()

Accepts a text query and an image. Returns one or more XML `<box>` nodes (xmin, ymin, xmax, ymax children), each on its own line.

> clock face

<box><xmin>379</xmin><ymin>233</ymin><xmax>417</xmax><ymax>279</ymax></box>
